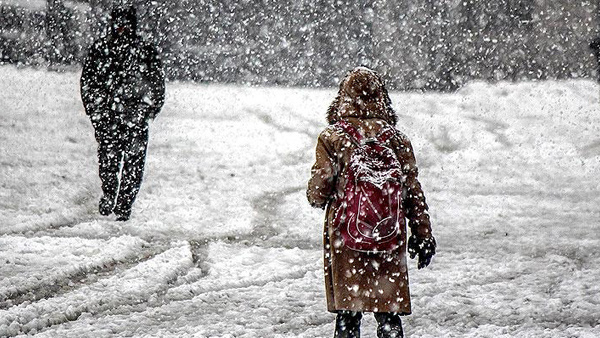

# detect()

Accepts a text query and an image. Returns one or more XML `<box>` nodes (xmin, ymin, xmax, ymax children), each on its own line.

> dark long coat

<box><xmin>307</xmin><ymin>68</ymin><xmax>433</xmax><ymax>314</ymax></box>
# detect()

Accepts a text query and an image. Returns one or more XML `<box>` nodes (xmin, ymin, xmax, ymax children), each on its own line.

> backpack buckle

<box><xmin>363</xmin><ymin>138</ymin><xmax>377</xmax><ymax>145</ymax></box>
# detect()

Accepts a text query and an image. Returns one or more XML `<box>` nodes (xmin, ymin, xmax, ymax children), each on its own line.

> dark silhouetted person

<box><xmin>81</xmin><ymin>5</ymin><xmax>165</xmax><ymax>221</ymax></box>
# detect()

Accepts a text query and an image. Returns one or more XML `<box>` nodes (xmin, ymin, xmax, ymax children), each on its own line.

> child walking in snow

<box><xmin>307</xmin><ymin>67</ymin><xmax>436</xmax><ymax>338</ymax></box>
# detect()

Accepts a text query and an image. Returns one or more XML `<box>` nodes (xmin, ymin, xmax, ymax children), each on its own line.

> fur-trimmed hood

<box><xmin>326</xmin><ymin>67</ymin><xmax>398</xmax><ymax>125</ymax></box>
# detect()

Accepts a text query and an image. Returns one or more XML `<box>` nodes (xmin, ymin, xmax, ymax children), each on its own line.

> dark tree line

<box><xmin>1</xmin><ymin>0</ymin><xmax>598</xmax><ymax>90</ymax></box>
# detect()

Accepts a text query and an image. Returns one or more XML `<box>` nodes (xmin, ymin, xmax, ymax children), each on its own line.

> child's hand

<box><xmin>408</xmin><ymin>235</ymin><xmax>437</xmax><ymax>269</ymax></box>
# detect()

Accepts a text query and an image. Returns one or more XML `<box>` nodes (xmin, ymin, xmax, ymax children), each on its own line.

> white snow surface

<box><xmin>0</xmin><ymin>65</ymin><xmax>599</xmax><ymax>337</ymax></box>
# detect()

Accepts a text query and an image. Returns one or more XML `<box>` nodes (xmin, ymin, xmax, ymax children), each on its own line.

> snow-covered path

<box><xmin>0</xmin><ymin>66</ymin><xmax>599</xmax><ymax>337</ymax></box>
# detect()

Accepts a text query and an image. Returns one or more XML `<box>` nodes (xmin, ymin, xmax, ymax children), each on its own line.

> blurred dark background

<box><xmin>1</xmin><ymin>0</ymin><xmax>599</xmax><ymax>91</ymax></box>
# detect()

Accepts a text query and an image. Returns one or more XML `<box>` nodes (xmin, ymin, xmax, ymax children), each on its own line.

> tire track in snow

<box><xmin>0</xmin><ymin>212</ymin><xmax>97</xmax><ymax>237</ymax></box>
<box><xmin>165</xmin><ymin>241</ymin><xmax>320</xmax><ymax>304</ymax></box>
<box><xmin>251</xmin><ymin>186</ymin><xmax>319</xmax><ymax>250</ymax></box>
<box><xmin>580</xmin><ymin>139</ymin><xmax>600</xmax><ymax>158</ymax></box>
<box><xmin>247</xmin><ymin>108</ymin><xmax>320</xmax><ymax>139</ymax></box>
<box><xmin>467</xmin><ymin>115</ymin><xmax>512</xmax><ymax>148</ymax></box>
<box><xmin>175</xmin><ymin>186</ymin><xmax>311</xmax><ymax>288</ymax></box>
<box><xmin>185</xmin><ymin>186</ymin><xmax>311</xmax><ymax>249</ymax></box>
<box><xmin>33</xmin><ymin>260</ymin><xmax>325</xmax><ymax>338</ymax></box>
<box><xmin>0</xmin><ymin>236</ymin><xmax>161</xmax><ymax>310</ymax></box>
<box><xmin>157</xmin><ymin>184</ymin><xmax>319</xmax><ymax>309</ymax></box>
<box><xmin>250</xmin><ymin>186</ymin><xmax>304</xmax><ymax>240</ymax></box>
<box><xmin>165</xmin><ymin>261</ymin><xmax>318</xmax><ymax>302</ymax></box>
<box><xmin>0</xmin><ymin>243</ymin><xmax>193</xmax><ymax>337</ymax></box>
<box><xmin>0</xmin><ymin>184</ymin><xmax>98</xmax><ymax>236</ymax></box>
<box><xmin>243</xmin><ymin>107</ymin><xmax>322</xmax><ymax>249</ymax></box>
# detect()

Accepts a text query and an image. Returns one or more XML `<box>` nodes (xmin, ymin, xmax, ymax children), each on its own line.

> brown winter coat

<box><xmin>307</xmin><ymin>68</ymin><xmax>433</xmax><ymax>314</ymax></box>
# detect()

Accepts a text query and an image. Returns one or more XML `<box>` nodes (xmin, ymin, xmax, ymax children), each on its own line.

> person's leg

<box><xmin>334</xmin><ymin>311</ymin><xmax>362</xmax><ymax>338</ymax></box>
<box><xmin>374</xmin><ymin>312</ymin><xmax>403</xmax><ymax>338</ymax></box>
<box><xmin>114</xmin><ymin>122</ymin><xmax>149</xmax><ymax>220</ymax></box>
<box><xmin>94</xmin><ymin>122</ymin><xmax>121</xmax><ymax>216</ymax></box>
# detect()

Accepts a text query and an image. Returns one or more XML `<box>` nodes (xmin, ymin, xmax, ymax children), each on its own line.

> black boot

<box><xmin>334</xmin><ymin>311</ymin><xmax>362</xmax><ymax>338</ymax></box>
<box><xmin>374</xmin><ymin>313</ymin><xmax>403</xmax><ymax>338</ymax></box>
<box><xmin>99</xmin><ymin>195</ymin><xmax>115</xmax><ymax>216</ymax></box>
<box><xmin>114</xmin><ymin>208</ymin><xmax>131</xmax><ymax>221</ymax></box>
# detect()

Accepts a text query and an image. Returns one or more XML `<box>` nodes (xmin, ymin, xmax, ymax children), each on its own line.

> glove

<box><xmin>408</xmin><ymin>235</ymin><xmax>436</xmax><ymax>269</ymax></box>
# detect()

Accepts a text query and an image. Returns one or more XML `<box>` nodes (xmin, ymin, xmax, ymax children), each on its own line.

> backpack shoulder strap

<box><xmin>376</xmin><ymin>125</ymin><xmax>397</xmax><ymax>144</ymax></box>
<box><xmin>335</xmin><ymin>119</ymin><xmax>363</xmax><ymax>144</ymax></box>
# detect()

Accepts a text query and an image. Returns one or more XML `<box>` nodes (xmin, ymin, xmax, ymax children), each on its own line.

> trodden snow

<box><xmin>0</xmin><ymin>65</ymin><xmax>599</xmax><ymax>337</ymax></box>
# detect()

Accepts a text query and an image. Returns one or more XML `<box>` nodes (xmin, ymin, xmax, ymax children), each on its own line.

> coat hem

<box><xmin>327</xmin><ymin>308</ymin><xmax>412</xmax><ymax>316</ymax></box>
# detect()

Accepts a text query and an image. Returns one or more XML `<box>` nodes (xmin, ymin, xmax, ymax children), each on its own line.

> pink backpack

<box><xmin>332</xmin><ymin>120</ymin><xmax>406</xmax><ymax>253</ymax></box>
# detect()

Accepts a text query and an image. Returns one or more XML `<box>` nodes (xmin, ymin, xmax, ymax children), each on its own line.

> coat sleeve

<box><xmin>307</xmin><ymin>129</ymin><xmax>337</xmax><ymax>209</ymax></box>
<box><xmin>142</xmin><ymin>44</ymin><xmax>165</xmax><ymax>119</ymax></box>
<box><xmin>80</xmin><ymin>42</ymin><xmax>108</xmax><ymax>118</ymax></box>
<box><xmin>395</xmin><ymin>135</ymin><xmax>433</xmax><ymax>239</ymax></box>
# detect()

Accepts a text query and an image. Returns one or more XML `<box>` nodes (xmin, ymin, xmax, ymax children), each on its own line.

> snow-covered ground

<box><xmin>0</xmin><ymin>65</ymin><xmax>599</xmax><ymax>337</ymax></box>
